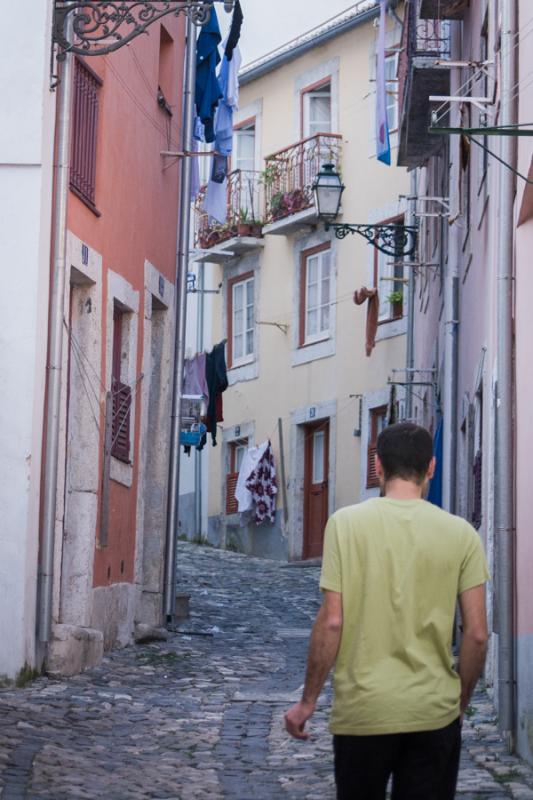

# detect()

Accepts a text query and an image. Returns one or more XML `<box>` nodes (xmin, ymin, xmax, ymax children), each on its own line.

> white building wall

<box><xmin>0</xmin><ymin>2</ymin><xmax>56</xmax><ymax>679</ymax></box>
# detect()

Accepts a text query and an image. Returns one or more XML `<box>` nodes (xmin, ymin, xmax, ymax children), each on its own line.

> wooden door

<box><xmin>303</xmin><ymin>420</ymin><xmax>329</xmax><ymax>559</ymax></box>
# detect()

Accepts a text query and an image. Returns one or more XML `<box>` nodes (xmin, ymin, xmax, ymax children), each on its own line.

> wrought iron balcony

<box><xmin>398</xmin><ymin>0</ymin><xmax>451</xmax><ymax>168</ymax></box>
<box><xmin>262</xmin><ymin>134</ymin><xmax>342</xmax><ymax>234</ymax></box>
<box><xmin>193</xmin><ymin>169</ymin><xmax>264</xmax><ymax>263</ymax></box>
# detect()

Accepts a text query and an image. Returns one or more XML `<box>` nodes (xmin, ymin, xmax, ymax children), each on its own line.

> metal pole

<box><xmin>442</xmin><ymin>21</ymin><xmax>461</xmax><ymax>515</ymax></box>
<box><xmin>163</xmin><ymin>15</ymin><xmax>197</xmax><ymax>619</ymax></box>
<box><xmin>405</xmin><ymin>170</ymin><xmax>417</xmax><ymax>421</ymax></box>
<box><xmin>496</xmin><ymin>0</ymin><xmax>517</xmax><ymax>746</ymax></box>
<box><xmin>277</xmin><ymin>418</ymin><xmax>289</xmax><ymax>526</ymax></box>
<box><xmin>39</xmin><ymin>13</ymin><xmax>74</xmax><ymax>643</ymax></box>
<box><xmin>194</xmin><ymin>263</ymin><xmax>205</xmax><ymax>540</ymax></box>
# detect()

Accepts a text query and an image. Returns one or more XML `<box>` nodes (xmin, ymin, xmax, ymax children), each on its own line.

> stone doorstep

<box><xmin>46</xmin><ymin>624</ymin><xmax>104</xmax><ymax>678</ymax></box>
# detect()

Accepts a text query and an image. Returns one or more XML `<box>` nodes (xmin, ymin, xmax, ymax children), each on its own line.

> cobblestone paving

<box><xmin>0</xmin><ymin>542</ymin><xmax>532</xmax><ymax>799</ymax></box>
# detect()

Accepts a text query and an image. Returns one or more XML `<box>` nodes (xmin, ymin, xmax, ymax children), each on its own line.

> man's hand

<box><xmin>284</xmin><ymin>700</ymin><xmax>315</xmax><ymax>740</ymax></box>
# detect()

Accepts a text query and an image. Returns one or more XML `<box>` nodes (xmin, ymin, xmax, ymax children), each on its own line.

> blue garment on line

<box><xmin>427</xmin><ymin>418</ymin><xmax>443</xmax><ymax>508</ymax></box>
<box><xmin>195</xmin><ymin>8</ymin><xmax>223</xmax><ymax>143</ymax></box>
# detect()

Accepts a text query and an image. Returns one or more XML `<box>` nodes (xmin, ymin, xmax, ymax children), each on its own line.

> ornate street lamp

<box><xmin>53</xmin><ymin>1</ymin><xmax>234</xmax><ymax>59</ymax></box>
<box><xmin>312</xmin><ymin>163</ymin><xmax>418</xmax><ymax>258</ymax></box>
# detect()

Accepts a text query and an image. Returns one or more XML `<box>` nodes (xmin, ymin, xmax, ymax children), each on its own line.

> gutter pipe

<box><xmin>405</xmin><ymin>170</ymin><xmax>417</xmax><ymax>421</ymax></box>
<box><xmin>39</xmin><ymin>10</ymin><xmax>74</xmax><ymax>642</ymax></box>
<box><xmin>163</xmin><ymin>15</ymin><xmax>197</xmax><ymax>619</ymax></box>
<box><xmin>496</xmin><ymin>0</ymin><xmax>517</xmax><ymax>746</ymax></box>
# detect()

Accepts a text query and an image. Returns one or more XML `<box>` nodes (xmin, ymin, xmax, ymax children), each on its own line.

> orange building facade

<box><xmin>48</xmin><ymin>15</ymin><xmax>186</xmax><ymax>672</ymax></box>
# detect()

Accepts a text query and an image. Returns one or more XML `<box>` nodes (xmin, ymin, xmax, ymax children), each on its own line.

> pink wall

<box><xmin>66</xmin><ymin>17</ymin><xmax>185</xmax><ymax>588</ymax></box>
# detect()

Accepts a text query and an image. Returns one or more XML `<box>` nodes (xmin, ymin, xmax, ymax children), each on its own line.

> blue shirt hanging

<box><xmin>195</xmin><ymin>8</ymin><xmax>223</xmax><ymax>143</ymax></box>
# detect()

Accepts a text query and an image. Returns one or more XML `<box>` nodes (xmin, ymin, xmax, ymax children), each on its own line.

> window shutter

<box><xmin>112</xmin><ymin>379</ymin><xmax>131</xmax><ymax>463</ymax></box>
<box><xmin>367</xmin><ymin>444</ymin><xmax>378</xmax><ymax>489</ymax></box>
<box><xmin>226</xmin><ymin>472</ymin><xmax>239</xmax><ymax>515</ymax></box>
<box><xmin>71</xmin><ymin>59</ymin><xmax>100</xmax><ymax>208</ymax></box>
<box><xmin>472</xmin><ymin>449</ymin><xmax>482</xmax><ymax>529</ymax></box>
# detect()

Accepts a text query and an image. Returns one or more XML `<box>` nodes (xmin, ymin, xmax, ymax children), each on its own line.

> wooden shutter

<box><xmin>367</xmin><ymin>445</ymin><xmax>378</xmax><ymax>488</ymax></box>
<box><xmin>367</xmin><ymin>406</ymin><xmax>387</xmax><ymax>489</ymax></box>
<box><xmin>112</xmin><ymin>380</ymin><xmax>131</xmax><ymax>463</ymax></box>
<box><xmin>226</xmin><ymin>472</ymin><xmax>239</xmax><ymax>515</ymax></box>
<box><xmin>71</xmin><ymin>58</ymin><xmax>101</xmax><ymax>209</ymax></box>
<box><xmin>111</xmin><ymin>308</ymin><xmax>131</xmax><ymax>463</ymax></box>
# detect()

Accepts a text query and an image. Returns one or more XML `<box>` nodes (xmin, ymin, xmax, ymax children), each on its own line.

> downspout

<box><xmin>442</xmin><ymin>21</ymin><xmax>461</xmax><ymax>515</ymax></box>
<box><xmin>194</xmin><ymin>263</ymin><xmax>205</xmax><ymax>540</ymax></box>
<box><xmin>39</xmin><ymin>11</ymin><xmax>74</xmax><ymax>643</ymax></box>
<box><xmin>163</xmin><ymin>15</ymin><xmax>197</xmax><ymax>620</ymax></box>
<box><xmin>496</xmin><ymin>0</ymin><xmax>517</xmax><ymax>747</ymax></box>
<box><xmin>405</xmin><ymin>169</ymin><xmax>417</xmax><ymax>421</ymax></box>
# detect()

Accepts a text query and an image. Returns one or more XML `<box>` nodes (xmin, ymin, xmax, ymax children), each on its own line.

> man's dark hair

<box><xmin>376</xmin><ymin>423</ymin><xmax>433</xmax><ymax>485</ymax></box>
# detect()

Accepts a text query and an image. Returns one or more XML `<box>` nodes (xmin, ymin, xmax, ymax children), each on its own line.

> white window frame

<box><xmin>304</xmin><ymin>249</ymin><xmax>331</xmax><ymax>346</ymax></box>
<box><xmin>302</xmin><ymin>82</ymin><xmax>332</xmax><ymax>139</ymax></box>
<box><xmin>384</xmin><ymin>52</ymin><xmax>399</xmax><ymax>133</ymax></box>
<box><xmin>231</xmin><ymin>275</ymin><xmax>255</xmax><ymax>368</ymax></box>
<box><xmin>233</xmin><ymin>121</ymin><xmax>256</xmax><ymax>173</ymax></box>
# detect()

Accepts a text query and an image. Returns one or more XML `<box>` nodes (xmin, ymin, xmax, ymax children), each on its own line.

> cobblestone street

<box><xmin>0</xmin><ymin>542</ymin><xmax>532</xmax><ymax>799</ymax></box>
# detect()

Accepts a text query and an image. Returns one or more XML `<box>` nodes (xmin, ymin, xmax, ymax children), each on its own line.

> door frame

<box><xmin>288</xmin><ymin>400</ymin><xmax>337</xmax><ymax>561</ymax></box>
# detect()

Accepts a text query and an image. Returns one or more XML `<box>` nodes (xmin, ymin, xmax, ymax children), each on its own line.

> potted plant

<box><xmin>386</xmin><ymin>289</ymin><xmax>404</xmax><ymax>318</ymax></box>
<box><xmin>250</xmin><ymin>218</ymin><xmax>263</xmax><ymax>237</ymax></box>
<box><xmin>237</xmin><ymin>208</ymin><xmax>252</xmax><ymax>237</ymax></box>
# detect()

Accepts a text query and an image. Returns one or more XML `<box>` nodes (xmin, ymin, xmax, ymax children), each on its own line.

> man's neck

<box><xmin>383</xmin><ymin>478</ymin><xmax>424</xmax><ymax>500</ymax></box>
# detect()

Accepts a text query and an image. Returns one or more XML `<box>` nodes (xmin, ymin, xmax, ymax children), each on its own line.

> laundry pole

<box><xmin>163</xmin><ymin>14</ymin><xmax>197</xmax><ymax>620</ymax></box>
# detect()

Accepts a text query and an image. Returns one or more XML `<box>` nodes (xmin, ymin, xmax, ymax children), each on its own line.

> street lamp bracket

<box><xmin>53</xmin><ymin>1</ymin><xmax>234</xmax><ymax>60</ymax></box>
<box><xmin>326</xmin><ymin>223</ymin><xmax>418</xmax><ymax>258</ymax></box>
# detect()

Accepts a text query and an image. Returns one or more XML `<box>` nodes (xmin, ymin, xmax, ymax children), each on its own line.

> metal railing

<box><xmin>398</xmin><ymin>0</ymin><xmax>451</xmax><ymax>123</ymax></box>
<box><xmin>195</xmin><ymin>169</ymin><xmax>263</xmax><ymax>249</ymax></box>
<box><xmin>263</xmin><ymin>133</ymin><xmax>342</xmax><ymax>224</ymax></box>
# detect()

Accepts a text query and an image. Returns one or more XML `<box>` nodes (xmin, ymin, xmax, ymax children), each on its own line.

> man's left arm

<box><xmin>284</xmin><ymin>590</ymin><xmax>343</xmax><ymax>740</ymax></box>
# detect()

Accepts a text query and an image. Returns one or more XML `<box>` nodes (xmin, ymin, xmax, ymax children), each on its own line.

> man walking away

<box><xmin>285</xmin><ymin>422</ymin><xmax>489</xmax><ymax>800</ymax></box>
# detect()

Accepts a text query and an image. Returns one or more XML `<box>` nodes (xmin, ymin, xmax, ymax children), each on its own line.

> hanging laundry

<box><xmin>235</xmin><ymin>441</ymin><xmax>269</xmax><ymax>513</ymax></box>
<box><xmin>183</xmin><ymin>352</ymin><xmax>209</xmax><ymax>402</ymax></box>
<box><xmin>195</xmin><ymin>7</ymin><xmax>223</xmax><ymax>143</ymax></box>
<box><xmin>204</xmin><ymin>341</ymin><xmax>228</xmax><ymax>446</ymax></box>
<box><xmin>203</xmin><ymin>176</ymin><xmax>228</xmax><ymax>224</ymax></box>
<box><xmin>225</xmin><ymin>0</ymin><xmax>243</xmax><ymax>62</ymax></box>
<box><xmin>354</xmin><ymin>287</ymin><xmax>379</xmax><ymax>357</ymax></box>
<box><xmin>245</xmin><ymin>441</ymin><xmax>278</xmax><ymax>525</ymax></box>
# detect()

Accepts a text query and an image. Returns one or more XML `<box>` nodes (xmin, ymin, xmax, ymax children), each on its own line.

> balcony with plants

<box><xmin>193</xmin><ymin>169</ymin><xmax>265</xmax><ymax>264</ymax></box>
<box><xmin>397</xmin><ymin>0</ymin><xmax>451</xmax><ymax>168</ymax></box>
<box><xmin>261</xmin><ymin>133</ymin><xmax>342</xmax><ymax>236</ymax></box>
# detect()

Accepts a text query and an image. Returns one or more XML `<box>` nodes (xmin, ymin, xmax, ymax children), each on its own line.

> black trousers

<box><xmin>333</xmin><ymin>718</ymin><xmax>461</xmax><ymax>800</ymax></box>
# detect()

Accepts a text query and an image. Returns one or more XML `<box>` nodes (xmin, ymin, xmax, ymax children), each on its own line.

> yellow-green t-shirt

<box><xmin>320</xmin><ymin>497</ymin><xmax>489</xmax><ymax>735</ymax></box>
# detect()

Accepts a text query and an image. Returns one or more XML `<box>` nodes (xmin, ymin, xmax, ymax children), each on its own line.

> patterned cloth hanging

<box><xmin>244</xmin><ymin>441</ymin><xmax>278</xmax><ymax>525</ymax></box>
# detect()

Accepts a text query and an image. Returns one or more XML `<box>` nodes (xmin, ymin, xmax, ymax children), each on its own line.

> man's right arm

<box><xmin>457</xmin><ymin>584</ymin><xmax>488</xmax><ymax>714</ymax></box>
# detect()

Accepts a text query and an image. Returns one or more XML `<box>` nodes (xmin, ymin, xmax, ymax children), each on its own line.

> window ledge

<box><xmin>111</xmin><ymin>456</ymin><xmax>133</xmax><ymax>488</ymax></box>
<box><xmin>228</xmin><ymin>359</ymin><xmax>259</xmax><ymax>386</ymax></box>
<box><xmin>292</xmin><ymin>336</ymin><xmax>335</xmax><ymax>367</ymax></box>
<box><xmin>70</xmin><ymin>184</ymin><xmax>102</xmax><ymax>218</ymax></box>
<box><xmin>375</xmin><ymin>316</ymin><xmax>407</xmax><ymax>342</ymax></box>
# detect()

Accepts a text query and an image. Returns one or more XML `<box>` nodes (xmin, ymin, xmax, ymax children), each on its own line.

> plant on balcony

<box><xmin>386</xmin><ymin>290</ymin><xmax>404</xmax><ymax>305</ymax></box>
<box><xmin>259</xmin><ymin>162</ymin><xmax>282</xmax><ymax>187</ymax></box>
<box><xmin>237</xmin><ymin>208</ymin><xmax>252</xmax><ymax>237</ymax></box>
<box><xmin>270</xmin><ymin>188</ymin><xmax>309</xmax><ymax>220</ymax></box>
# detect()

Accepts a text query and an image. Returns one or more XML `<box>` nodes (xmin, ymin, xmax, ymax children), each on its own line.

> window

<box><xmin>367</xmin><ymin>406</ymin><xmax>387</xmax><ymax>489</ymax></box>
<box><xmin>374</xmin><ymin>217</ymin><xmax>405</xmax><ymax>323</ymax></box>
<box><xmin>111</xmin><ymin>306</ymin><xmax>132</xmax><ymax>463</ymax></box>
<box><xmin>384</xmin><ymin>53</ymin><xmax>399</xmax><ymax>132</ymax></box>
<box><xmin>157</xmin><ymin>26</ymin><xmax>174</xmax><ymax>114</ymax></box>
<box><xmin>471</xmin><ymin>389</ymin><xmax>483</xmax><ymax>529</ymax></box>
<box><xmin>300</xmin><ymin>245</ymin><xmax>331</xmax><ymax>346</ymax></box>
<box><xmin>234</xmin><ymin>120</ymin><xmax>256</xmax><ymax>173</ymax></box>
<box><xmin>70</xmin><ymin>58</ymin><xmax>102</xmax><ymax>212</ymax></box>
<box><xmin>302</xmin><ymin>81</ymin><xmax>332</xmax><ymax>138</ymax></box>
<box><xmin>228</xmin><ymin>273</ymin><xmax>255</xmax><ymax>368</ymax></box>
<box><xmin>226</xmin><ymin>438</ymin><xmax>248</xmax><ymax>514</ymax></box>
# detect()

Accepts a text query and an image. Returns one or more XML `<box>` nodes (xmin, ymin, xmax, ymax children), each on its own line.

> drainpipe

<box><xmin>441</xmin><ymin>21</ymin><xmax>461</xmax><ymax>515</ymax></box>
<box><xmin>405</xmin><ymin>170</ymin><xmax>417</xmax><ymax>421</ymax></box>
<box><xmin>496</xmin><ymin>0</ymin><xmax>517</xmax><ymax>747</ymax></box>
<box><xmin>39</xmin><ymin>11</ymin><xmax>74</xmax><ymax>643</ymax></box>
<box><xmin>163</xmin><ymin>15</ymin><xmax>197</xmax><ymax>620</ymax></box>
<box><xmin>194</xmin><ymin>262</ymin><xmax>205</xmax><ymax>540</ymax></box>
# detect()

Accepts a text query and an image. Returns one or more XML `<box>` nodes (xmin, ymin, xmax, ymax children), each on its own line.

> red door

<box><xmin>303</xmin><ymin>420</ymin><xmax>329</xmax><ymax>559</ymax></box>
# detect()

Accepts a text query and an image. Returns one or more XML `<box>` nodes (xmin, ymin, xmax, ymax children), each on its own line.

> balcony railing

<box><xmin>263</xmin><ymin>133</ymin><xmax>342</xmax><ymax>224</ymax></box>
<box><xmin>398</xmin><ymin>0</ymin><xmax>451</xmax><ymax>125</ymax></box>
<box><xmin>195</xmin><ymin>169</ymin><xmax>263</xmax><ymax>250</ymax></box>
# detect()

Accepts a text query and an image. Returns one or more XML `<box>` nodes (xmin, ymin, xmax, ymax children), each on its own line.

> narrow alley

<box><xmin>0</xmin><ymin>543</ymin><xmax>532</xmax><ymax>800</ymax></box>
